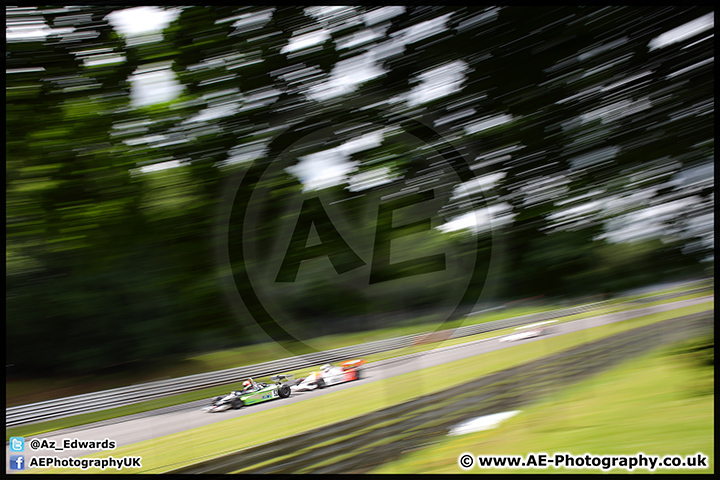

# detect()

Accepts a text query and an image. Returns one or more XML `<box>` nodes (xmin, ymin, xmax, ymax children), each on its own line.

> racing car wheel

<box><xmin>278</xmin><ymin>384</ymin><xmax>291</xmax><ymax>398</ymax></box>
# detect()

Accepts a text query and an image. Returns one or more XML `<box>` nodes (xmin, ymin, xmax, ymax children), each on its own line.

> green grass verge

<box><xmin>641</xmin><ymin>291</ymin><xmax>713</xmax><ymax>307</ymax></box>
<box><xmin>371</xmin><ymin>333</ymin><xmax>714</xmax><ymax>474</ymax></box>
<box><xmin>7</xmin><ymin>292</ymin><xmax>712</xmax><ymax>442</ymax></box>
<box><xmin>25</xmin><ymin>301</ymin><xmax>713</xmax><ymax>474</ymax></box>
<box><xmin>601</xmin><ymin>279</ymin><xmax>712</xmax><ymax>306</ymax></box>
<box><xmin>358</xmin><ymin>289</ymin><xmax>713</xmax><ymax>367</ymax></box>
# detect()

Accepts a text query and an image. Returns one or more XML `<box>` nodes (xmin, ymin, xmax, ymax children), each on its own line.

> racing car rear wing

<box><xmin>271</xmin><ymin>374</ymin><xmax>295</xmax><ymax>384</ymax></box>
<box><xmin>340</xmin><ymin>359</ymin><xmax>366</xmax><ymax>370</ymax></box>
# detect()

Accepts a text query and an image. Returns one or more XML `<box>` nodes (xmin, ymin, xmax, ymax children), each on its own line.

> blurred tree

<box><xmin>6</xmin><ymin>5</ymin><xmax>713</xmax><ymax>376</ymax></box>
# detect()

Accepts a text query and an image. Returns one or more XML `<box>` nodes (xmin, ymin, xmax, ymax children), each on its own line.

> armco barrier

<box><xmin>5</xmin><ymin>285</ymin><xmax>711</xmax><ymax>428</ymax></box>
<box><xmin>5</xmin><ymin>336</ymin><xmax>412</xmax><ymax>427</ymax></box>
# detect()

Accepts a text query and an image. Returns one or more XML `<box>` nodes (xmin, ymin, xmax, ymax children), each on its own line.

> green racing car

<box><xmin>203</xmin><ymin>375</ymin><xmax>293</xmax><ymax>412</ymax></box>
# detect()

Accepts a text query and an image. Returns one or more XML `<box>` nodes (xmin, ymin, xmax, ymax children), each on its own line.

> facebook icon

<box><xmin>10</xmin><ymin>455</ymin><xmax>25</xmax><ymax>470</ymax></box>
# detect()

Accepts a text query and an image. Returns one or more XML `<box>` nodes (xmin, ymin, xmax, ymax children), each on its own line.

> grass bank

<box><xmin>372</xmin><ymin>332</ymin><xmax>714</xmax><ymax>474</ymax></box>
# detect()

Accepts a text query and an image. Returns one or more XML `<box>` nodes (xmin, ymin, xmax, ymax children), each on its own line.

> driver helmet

<box><xmin>242</xmin><ymin>380</ymin><xmax>253</xmax><ymax>391</ymax></box>
<box><xmin>321</xmin><ymin>364</ymin><xmax>331</xmax><ymax>373</ymax></box>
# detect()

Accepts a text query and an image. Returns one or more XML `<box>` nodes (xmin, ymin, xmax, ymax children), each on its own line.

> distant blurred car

<box><xmin>203</xmin><ymin>375</ymin><xmax>293</xmax><ymax>412</ymax></box>
<box><xmin>292</xmin><ymin>359</ymin><xmax>366</xmax><ymax>392</ymax></box>
<box><xmin>499</xmin><ymin>321</ymin><xmax>557</xmax><ymax>343</ymax></box>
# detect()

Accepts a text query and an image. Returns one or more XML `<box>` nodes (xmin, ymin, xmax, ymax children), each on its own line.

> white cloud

<box><xmin>451</xmin><ymin>172</ymin><xmax>506</xmax><ymax>200</ymax></box>
<box><xmin>286</xmin><ymin>130</ymin><xmax>387</xmax><ymax>191</ymax></box>
<box><xmin>434</xmin><ymin>108</ymin><xmax>476</xmax><ymax>127</ymax></box>
<box><xmin>569</xmin><ymin>146</ymin><xmax>621</xmax><ymax>170</ymax></box>
<box><xmin>391</xmin><ymin>13</ymin><xmax>452</xmax><ymax>46</ymax></box>
<box><xmin>306</xmin><ymin>53</ymin><xmax>385</xmax><ymax>101</ymax></box>
<box><xmin>363</xmin><ymin>6</ymin><xmax>405</xmax><ymax>26</ymax></box>
<box><xmin>674</xmin><ymin>162</ymin><xmax>714</xmax><ymax>187</ymax></box>
<box><xmin>648</xmin><ymin>12</ymin><xmax>714</xmax><ymax>50</ymax></box>
<box><xmin>601</xmin><ymin>197</ymin><xmax>701</xmax><ymax>243</ymax></box>
<box><xmin>348</xmin><ymin>166</ymin><xmax>397</xmax><ymax>191</ymax></box>
<box><xmin>519</xmin><ymin>174</ymin><xmax>570</xmax><ymax>208</ymax></box>
<box><xmin>84</xmin><ymin>55</ymin><xmax>126</xmax><ymax>67</ymax></box>
<box><xmin>6</xmin><ymin>24</ymin><xmax>74</xmax><ymax>41</ymax></box>
<box><xmin>219</xmin><ymin>142</ymin><xmax>269</xmax><ymax>168</ymax></box>
<box><xmin>130</xmin><ymin>69</ymin><xmax>183</xmax><ymax>107</ymax></box>
<box><xmin>106</xmin><ymin>7</ymin><xmax>181</xmax><ymax>36</ymax></box>
<box><xmin>438</xmin><ymin>203</ymin><xmax>514</xmax><ymax>234</ymax></box>
<box><xmin>186</xmin><ymin>103</ymin><xmax>240</xmax><ymax>123</ymax></box>
<box><xmin>227</xmin><ymin>9</ymin><xmax>273</xmax><ymax>31</ymax></box>
<box><xmin>104</xmin><ymin>8</ymin><xmax>184</xmax><ymax>108</ymax></box>
<box><xmin>338</xmin><ymin>130</ymin><xmax>385</xmax><ymax>155</ymax></box>
<box><xmin>281</xmin><ymin>30</ymin><xmax>330</xmax><ymax>54</ymax></box>
<box><xmin>547</xmin><ymin>200</ymin><xmax>603</xmax><ymax>231</ymax></box>
<box><xmin>305</xmin><ymin>6</ymin><xmax>351</xmax><ymax>22</ymax></box>
<box><xmin>336</xmin><ymin>27</ymin><xmax>386</xmax><ymax>50</ymax></box>
<box><xmin>137</xmin><ymin>159</ymin><xmax>188</xmax><ymax>174</ymax></box>
<box><xmin>580</xmin><ymin>97</ymin><xmax>653</xmax><ymax>124</ymax></box>
<box><xmin>464</xmin><ymin>115</ymin><xmax>513</xmax><ymax>135</ymax></box>
<box><xmin>124</xmin><ymin>134</ymin><xmax>165</xmax><ymax>146</ymax></box>
<box><xmin>406</xmin><ymin>61</ymin><xmax>469</xmax><ymax>107</ymax></box>
<box><xmin>287</xmin><ymin>151</ymin><xmax>359</xmax><ymax>191</ymax></box>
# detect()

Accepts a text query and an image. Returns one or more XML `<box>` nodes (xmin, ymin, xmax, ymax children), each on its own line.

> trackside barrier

<box><xmin>5</xmin><ymin>285</ymin><xmax>711</xmax><ymax>427</ymax></box>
